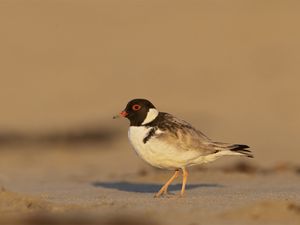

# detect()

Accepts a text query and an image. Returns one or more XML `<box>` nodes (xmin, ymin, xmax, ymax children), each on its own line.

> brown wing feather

<box><xmin>146</xmin><ymin>112</ymin><xmax>251</xmax><ymax>157</ymax></box>
<box><xmin>151</xmin><ymin>113</ymin><xmax>220</xmax><ymax>156</ymax></box>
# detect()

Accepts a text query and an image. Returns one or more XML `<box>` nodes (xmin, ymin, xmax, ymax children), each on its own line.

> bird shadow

<box><xmin>92</xmin><ymin>181</ymin><xmax>223</xmax><ymax>193</ymax></box>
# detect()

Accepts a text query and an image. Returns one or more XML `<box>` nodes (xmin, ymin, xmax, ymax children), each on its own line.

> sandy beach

<box><xmin>0</xmin><ymin>144</ymin><xmax>299</xmax><ymax>225</ymax></box>
<box><xmin>1</xmin><ymin>1</ymin><xmax>300</xmax><ymax>224</ymax></box>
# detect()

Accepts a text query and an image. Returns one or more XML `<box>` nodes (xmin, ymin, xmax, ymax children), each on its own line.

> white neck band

<box><xmin>142</xmin><ymin>108</ymin><xmax>159</xmax><ymax>125</ymax></box>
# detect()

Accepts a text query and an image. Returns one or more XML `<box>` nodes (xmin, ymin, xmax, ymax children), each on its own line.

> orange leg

<box><xmin>180</xmin><ymin>167</ymin><xmax>189</xmax><ymax>197</ymax></box>
<box><xmin>154</xmin><ymin>170</ymin><xmax>180</xmax><ymax>198</ymax></box>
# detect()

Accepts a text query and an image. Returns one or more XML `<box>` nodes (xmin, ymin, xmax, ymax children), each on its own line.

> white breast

<box><xmin>128</xmin><ymin>126</ymin><xmax>204</xmax><ymax>169</ymax></box>
<box><xmin>128</xmin><ymin>126</ymin><xmax>154</xmax><ymax>163</ymax></box>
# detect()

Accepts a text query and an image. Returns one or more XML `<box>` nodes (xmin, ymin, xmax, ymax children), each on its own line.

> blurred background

<box><xmin>1</xmin><ymin>1</ymin><xmax>300</xmax><ymax>224</ymax></box>
<box><xmin>0</xmin><ymin>0</ymin><xmax>300</xmax><ymax>166</ymax></box>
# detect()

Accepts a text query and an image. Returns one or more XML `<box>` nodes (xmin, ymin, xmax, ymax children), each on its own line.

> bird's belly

<box><xmin>128</xmin><ymin>127</ymin><xmax>200</xmax><ymax>169</ymax></box>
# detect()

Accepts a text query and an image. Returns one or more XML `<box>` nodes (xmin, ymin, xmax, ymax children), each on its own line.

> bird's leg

<box><xmin>163</xmin><ymin>170</ymin><xmax>180</xmax><ymax>195</ymax></box>
<box><xmin>154</xmin><ymin>169</ymin><xmax>179</xmax><ymax>198</ymax></box>
<box><xmin>180</xmin><ymin>167</ymin><xmax>189</xmax><ymax>197</ymax></box>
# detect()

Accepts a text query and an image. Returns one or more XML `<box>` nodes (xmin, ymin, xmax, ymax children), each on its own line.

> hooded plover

<box><xmin>114</xmin><ymin>99</ymin><xmax>252</xmax><ymax>197</ymax></box>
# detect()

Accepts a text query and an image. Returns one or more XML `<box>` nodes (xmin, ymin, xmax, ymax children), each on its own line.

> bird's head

<box><xmin>114</xmin><ymin>99</ymin><xmax>159</xmax><ymax>126</ymax></box>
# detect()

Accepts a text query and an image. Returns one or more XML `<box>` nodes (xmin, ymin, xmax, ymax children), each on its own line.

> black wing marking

<box><xmin>143</xmin><ymin>127</ymin><xmax>157</xmax><ymax>144</ymax></box>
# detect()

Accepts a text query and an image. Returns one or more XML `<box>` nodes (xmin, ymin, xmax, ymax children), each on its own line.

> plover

<box><xmin>114</xmin><ymin>99</ymin><xmax>252</xmax><ymax>197</ymax></box>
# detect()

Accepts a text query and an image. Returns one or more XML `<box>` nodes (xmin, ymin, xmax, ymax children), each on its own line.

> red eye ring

<box><xmin>132</xmin><ymin>104</ymin><xmax>141</xmax><ymax>111</ymax></box>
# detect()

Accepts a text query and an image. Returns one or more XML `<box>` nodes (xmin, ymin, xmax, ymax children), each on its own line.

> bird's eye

<box><xmin>132</xmin><ymin>104</ymin><xmax>141</xmax><ymax>111</ymax></box>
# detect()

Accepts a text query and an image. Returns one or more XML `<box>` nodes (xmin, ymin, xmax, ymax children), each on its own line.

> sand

<box><xmin>0</xmin><ymin>143</ymin><xmax>299</xmax><ymax>225</ymax></box>
<box><xmin>0</xmin><ymin>0</ymin><xmax>300</xmax><ymax>224</ymax></box>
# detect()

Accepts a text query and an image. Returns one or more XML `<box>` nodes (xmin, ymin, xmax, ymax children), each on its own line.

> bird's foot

<box><xmin>154</xmin><ymin>191</ymin><xmax>176</xmax><ymax>198</ymax></box>
<box><xmin>179</xmin><ymin>193</ymin><xmax>186</xmax><ymax>198</ymax></box>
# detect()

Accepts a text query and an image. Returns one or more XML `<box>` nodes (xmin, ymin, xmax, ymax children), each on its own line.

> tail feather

<box><xmin>213</xmin><ymin>142</ymin><xmax>253</xmax><ymax>158</ymax></box>
<box><xmin>228</xmin><ymin>144</ymin><xmax>253</xmax><ymax>158</ymax></box>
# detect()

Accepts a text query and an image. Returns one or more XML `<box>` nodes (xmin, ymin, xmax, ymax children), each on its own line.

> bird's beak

<box><xmin>113</xmin><ymin>111</ymin><xmax>128</xmax><ymax>119</ymax></box>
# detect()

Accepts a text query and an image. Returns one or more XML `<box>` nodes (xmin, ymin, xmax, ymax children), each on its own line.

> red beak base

<box><xmin>120</xmin><ymin>111</ymin><xmax>128</xmax><ymax>117</ymax></box>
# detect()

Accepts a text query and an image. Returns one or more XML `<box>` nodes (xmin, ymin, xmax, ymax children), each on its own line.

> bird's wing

<box><xmin>153</xmin><ymin>113</ymin><xmax>220</xmax><ymax>156</ymax></box>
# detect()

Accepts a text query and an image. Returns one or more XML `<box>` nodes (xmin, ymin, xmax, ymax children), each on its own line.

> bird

<box><xmin>113</xmin><ymin>99</ymin><xmax>252</xmax><ymax>197</ymax></box>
